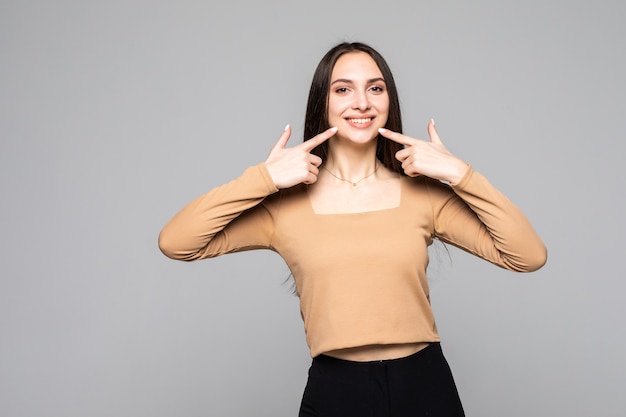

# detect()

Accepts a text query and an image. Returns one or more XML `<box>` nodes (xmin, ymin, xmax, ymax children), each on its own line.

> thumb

<box><xmin>427</xmin><ymin>119</ymin><xmax>442</xmax><ymax>145</ymax></box>
<box><xmin>271</xmin><ymin>124</ymin><xmax>292</xmax><ymax>152</ymax></box>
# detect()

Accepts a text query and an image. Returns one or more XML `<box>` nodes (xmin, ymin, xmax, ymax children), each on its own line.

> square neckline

<box><xmin>306</xmin><ymin>176</ymin><xmax>405</xmax><ymax>216</ymax></box>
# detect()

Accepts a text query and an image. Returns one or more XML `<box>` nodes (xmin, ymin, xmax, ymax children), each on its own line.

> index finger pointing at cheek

<box><xmin>302</xmin><ymin>126</ymin><xmax>338</xmax><ymax>152</ymax></box>
<box><xmin>378</xmin><ymin>128</ymin><xmax>416</xmax><ymax>147</ymax></box>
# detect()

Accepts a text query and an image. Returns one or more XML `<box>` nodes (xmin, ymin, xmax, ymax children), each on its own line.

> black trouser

<box><xmin>298</xmin><ymin>343</ymin><xmax>465</xmax><ymax>417</ymax></box>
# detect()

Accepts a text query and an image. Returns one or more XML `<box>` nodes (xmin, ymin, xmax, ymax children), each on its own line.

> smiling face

<box><xmin>327</xmin><ymin>52</ymin><xmax>390</xmax><ymax>145</ymax></box>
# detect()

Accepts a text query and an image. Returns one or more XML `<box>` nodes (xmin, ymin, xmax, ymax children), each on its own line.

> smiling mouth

<box><xmin>346</xmin><ymin>117</ymin><xmax>373</xmax><ymax>124</ymax></box>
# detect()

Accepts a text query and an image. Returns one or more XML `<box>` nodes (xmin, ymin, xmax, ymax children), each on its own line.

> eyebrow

<box><xmin>330</xmin><ymin>77</ymin><xmax>386</xmax><ymax>85</ymax></box>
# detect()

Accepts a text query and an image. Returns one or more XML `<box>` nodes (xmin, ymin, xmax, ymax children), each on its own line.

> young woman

<box><xmin>159</xmin><ymin>42</ymin><xmax>547</xmax><ymax>417</ymax></box>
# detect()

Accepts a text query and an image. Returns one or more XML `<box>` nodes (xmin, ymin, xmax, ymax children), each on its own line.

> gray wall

<box><xmin>1</xmin><ymin>0</ymin><xmax>624</xmax><ymax>416</ymax></box>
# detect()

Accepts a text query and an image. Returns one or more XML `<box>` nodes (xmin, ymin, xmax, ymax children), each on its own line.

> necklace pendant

<box><xmin>323</xmin><ymin>163</ymin><xmax>379</xmax><ymax>188</ymax></box>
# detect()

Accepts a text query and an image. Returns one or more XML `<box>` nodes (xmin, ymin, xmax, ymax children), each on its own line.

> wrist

<box><xmin>447</xmin><ymin>158</ymin><xmax>470</xmax><ymax>186</ymax></box>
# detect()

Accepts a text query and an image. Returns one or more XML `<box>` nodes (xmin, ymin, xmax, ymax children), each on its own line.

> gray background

<box><xmin>1</xmin><ymin>0</ymin><xmax>624</xmax><ymax>416</ymax></box>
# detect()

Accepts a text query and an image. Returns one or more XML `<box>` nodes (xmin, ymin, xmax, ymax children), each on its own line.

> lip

<box><xmin>344</xmin><ymin>115</ymin><xmax>376</xmax><ymax>129</ymax></box>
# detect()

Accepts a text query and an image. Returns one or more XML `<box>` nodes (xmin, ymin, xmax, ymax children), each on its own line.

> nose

<box><xmin>352</xmin><ymin>90</ymin><xmax>370</xmax><ymax>111</ymax></box>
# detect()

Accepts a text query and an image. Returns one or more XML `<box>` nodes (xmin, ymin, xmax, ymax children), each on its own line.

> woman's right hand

<box><xmin>265</xmin><ymin>125</ymin><xmax>337</xmax><ymax>189</ymax></box>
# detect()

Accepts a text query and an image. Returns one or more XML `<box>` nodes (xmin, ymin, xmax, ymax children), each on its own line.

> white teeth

<box><xmin>348</xmin><ymin>118</ymin><xmax>372</xmax><ymax>124</ymax></box>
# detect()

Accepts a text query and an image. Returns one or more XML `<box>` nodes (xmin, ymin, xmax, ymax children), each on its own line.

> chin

<box><xmin>344</xmin><ymin>134</ymin><xmax>378</xmax><ymax>145</ymax></box>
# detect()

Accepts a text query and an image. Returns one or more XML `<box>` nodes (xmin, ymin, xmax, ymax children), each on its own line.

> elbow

<box><xmin>529</xmin><ymin>242</ymin><xmax>548</xmax><ymax>272</ymax></box>
<box><xmin>158</xmin><ymin>229</ymin><xmax>179</xmax><ymax>260</ymax></box>
<box><xmin>515</xmin><ymin>243</ymin><xmax>548</xmax><ymax>273</ymax></box>
<box><xmin>158</xmin><ymin>229</ymin><xmax>196</xmax><ymax>262</ymax></box>
<box><xmin>158</xmin><ymin>227</ymin><xmax>212</xmax><ymax>262</ymax></box>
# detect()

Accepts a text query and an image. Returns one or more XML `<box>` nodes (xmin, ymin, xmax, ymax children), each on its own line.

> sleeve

<box><xmin>158</xmin><ymin>163</ymin><xmax>280</xmax><ymax>261</ymax></box>
<box><xmin>428</xmin><ymin>167</ymin><xmax>547</xmax><ymax>272</ymax></box>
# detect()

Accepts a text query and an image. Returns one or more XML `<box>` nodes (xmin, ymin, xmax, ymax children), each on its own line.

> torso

<box><xmin>303</xmin><ymin>165</ymin><xmax>431</xmax><ymax>361</ymax></box>
<box><xmin>269</xmin><ymin>164</ymin><xmax>440</xmax><ymax>358</ymax></box>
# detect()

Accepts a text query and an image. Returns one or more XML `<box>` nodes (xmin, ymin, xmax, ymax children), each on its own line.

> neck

<box><xmin>325</xmin><ymin>141</ymin><xmax>378</xmax><ymax>181</ymax></box>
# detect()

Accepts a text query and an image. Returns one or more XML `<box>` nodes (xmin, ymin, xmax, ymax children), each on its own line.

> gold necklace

<box><xmin>323</xmin><ymin>163</ymin><xmax>379</xmax><ymax>187</ymax></box>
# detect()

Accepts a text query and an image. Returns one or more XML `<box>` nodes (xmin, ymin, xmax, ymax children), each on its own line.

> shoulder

<box><xmin>402</xmin><ymin>175</ymin><xmax>454</xmax><ymax>198</ymax></box>
<box><xmin>262</xmin><ymin>183</ymin><xmax>308</xmax><ymax>211</ymax></box>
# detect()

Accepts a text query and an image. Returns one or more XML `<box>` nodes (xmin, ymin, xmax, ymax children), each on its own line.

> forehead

<box><xmin>331</xmin><ymin>52</ymin><xmax>383</xmax><ymax>80</ymax></box>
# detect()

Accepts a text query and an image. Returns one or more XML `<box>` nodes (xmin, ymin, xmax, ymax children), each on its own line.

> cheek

<box><xmin>374</xmin><ymin>99</ymin><xmax>390</xmax><ymax>123</ymax></box>
<box><xmin>379</xmin><ymin>96</ymin><xmax>390</xmax><ymax>113</ymax></box>
<box><xmin>327</xmin><ymin>100</ymin><xmax>345</xmax><ymax>119</ymax></box>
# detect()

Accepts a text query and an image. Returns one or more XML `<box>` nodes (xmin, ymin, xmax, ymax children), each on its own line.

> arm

<box><xmin>379</xmin><ymin>119</ymin><xmax>546</xmax><ymax>272</ymax></box>
<box><xmin>158</xmin><ymin>164</ymin><xmax>279</xmax><ymax>261</ymax></box>
<box><xmin>158</xmin><ymin>125</ymin><xmax>337</xmax><ymax>261</ymax></box>
<box><xmin>429</xmin><ymin>167</ymin><xmax>547</xmax><ymax>272</ymax></box>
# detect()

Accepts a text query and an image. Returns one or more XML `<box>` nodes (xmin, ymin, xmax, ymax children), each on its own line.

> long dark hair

<box><xmin>304</xmin><ymin>42</ymin><xmax>405</xmax><ymax>174</ymax></box>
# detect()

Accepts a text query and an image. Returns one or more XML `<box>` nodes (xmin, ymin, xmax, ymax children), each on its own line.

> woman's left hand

<box><xmin>378</xmin><ymin>119</ymin><xmax>469</xmax><ymax>185</ymax></box>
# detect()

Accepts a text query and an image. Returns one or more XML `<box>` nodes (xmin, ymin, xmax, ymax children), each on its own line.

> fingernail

<box><xmin>431</xmin><ymin>118</ymin><xmax>436</xmax><ymax>126</ymax></box>
<box><xmin>284</xmin><ymin>124</ymin><xmax>290</xmax><ymax>131</ymax></box>
<box><xmin>378</xmin><ymin>128</ymin><xmax>386</xmax><ymax>133</ymax></box>
<box><xmin>330</xmin><ymin>126</ymin><xmax>338</xmax><ymax>132</ymax></box>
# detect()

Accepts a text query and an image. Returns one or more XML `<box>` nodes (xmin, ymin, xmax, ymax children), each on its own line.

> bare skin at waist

<box><xmin>323</xmin><ymin>342</ymin><xmax>431</xmax><ymax>362</ymax></box>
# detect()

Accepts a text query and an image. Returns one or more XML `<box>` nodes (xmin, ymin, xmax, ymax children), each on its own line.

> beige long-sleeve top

<box><xmin>159</xmin><ymin>164</ymin><xmax>546</xmax><ymax>357</ymax></box>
